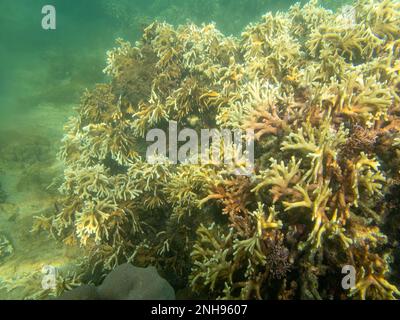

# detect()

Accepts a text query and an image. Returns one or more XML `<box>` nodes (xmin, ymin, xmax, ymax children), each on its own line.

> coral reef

<box><xmin>52</xmin><ymin>0</ymin><xmax>400</xmax><ymax>300</ymax></box>
<box><xmin>0</xmin><ymin>234</ymin><xmax>13</xmax><ymax>263</ymax></box>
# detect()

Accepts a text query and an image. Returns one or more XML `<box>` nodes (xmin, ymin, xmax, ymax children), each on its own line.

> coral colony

<box><xmin>36</xmin><ymin>0</ymin><xmax>400</xmax><ymax>299</ymax></box>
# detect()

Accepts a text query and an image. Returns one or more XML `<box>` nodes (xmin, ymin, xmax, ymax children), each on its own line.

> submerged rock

<box><xmin>58</xmin><ymin>263</ymin><xmax>175</xmax><ymax>300</ymax></box>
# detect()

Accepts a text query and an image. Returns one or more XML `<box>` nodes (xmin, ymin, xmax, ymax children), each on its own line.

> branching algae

<box><xmin>50</xmin><ymin>0</ymin><xmax>400</xmax><ymax>299</ymax></box>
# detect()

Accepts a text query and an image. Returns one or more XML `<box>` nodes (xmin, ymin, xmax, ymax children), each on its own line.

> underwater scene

<box><xmin>0</xmin><ymin>0</ymin><xmax>400</xmax><ymax>300</ymax></box>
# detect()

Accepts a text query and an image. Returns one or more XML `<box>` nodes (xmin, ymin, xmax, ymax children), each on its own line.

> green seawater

<box><xmin>0</xmin><ymin>0</ymin><xmax>355</xmax><ymax>300</ymax></box>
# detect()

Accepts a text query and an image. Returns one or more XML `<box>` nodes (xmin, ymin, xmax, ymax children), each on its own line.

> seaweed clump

<box><xmin>52</xmin><ymin>0</ymin><xmax>400</xmax><ymax>299</ymax></box>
